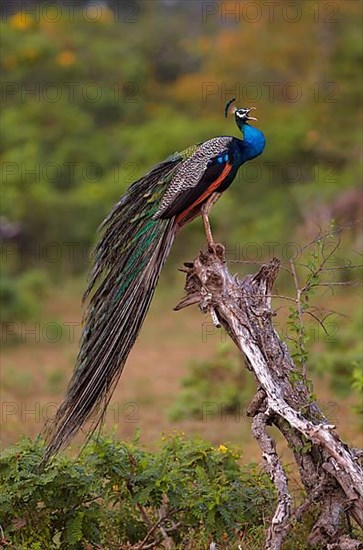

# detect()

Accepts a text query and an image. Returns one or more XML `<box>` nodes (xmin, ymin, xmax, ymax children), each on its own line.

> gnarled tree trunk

<box><xmin>175</xmin><ymin>244</ymin><xmax>363</xmax><ymax>550</ymax></box>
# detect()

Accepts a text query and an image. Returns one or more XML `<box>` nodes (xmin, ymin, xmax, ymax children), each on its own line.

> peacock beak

<box><xmin>246</xmin><ymin>107</ymin><xmax>257</xmax><ymax>121</ymax></box>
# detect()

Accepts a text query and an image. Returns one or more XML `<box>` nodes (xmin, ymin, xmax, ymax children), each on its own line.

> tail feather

<box><xmin>44</xmin><ymin>157</ymin><xmax>180</xmax><ymax>459</ymax></box>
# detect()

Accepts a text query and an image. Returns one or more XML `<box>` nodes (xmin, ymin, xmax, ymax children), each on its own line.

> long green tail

<box><xmin>44</xmin><ymin>155</ymin><xmax>181</xmax><ymax>459</ymax></box>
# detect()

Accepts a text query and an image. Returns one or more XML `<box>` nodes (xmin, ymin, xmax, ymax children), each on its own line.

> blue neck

<box><xmin>239</xmin><ymin>123</ymin><xmax>266</xmax><ymax>162</ymax></box>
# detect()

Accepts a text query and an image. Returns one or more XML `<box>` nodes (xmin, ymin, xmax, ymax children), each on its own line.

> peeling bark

<box><xmin>175</xmin><ymin>245</ymin><xmax>363</xmax><ymax>550</ymax></box>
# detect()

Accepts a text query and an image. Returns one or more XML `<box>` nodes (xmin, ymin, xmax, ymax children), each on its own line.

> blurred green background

<box><xmin>0</xmin><ymin>0</ymin><xmax>362</xmax><ymax>452</ymax></box>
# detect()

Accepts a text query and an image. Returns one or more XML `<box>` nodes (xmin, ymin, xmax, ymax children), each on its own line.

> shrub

<box><xmin>0</xmin><ymin>268</ymin><xmax>49</xmax><ymax>325</ymax></box>
<box><xmin>0</xmin><ymin>434</ymin><xmax>275</xmax><ymax>549</ymax></box>
<box><xmin>168</xmin><ymin>343</ymin><xmax>255</xmax><ymax>421</ymax></box>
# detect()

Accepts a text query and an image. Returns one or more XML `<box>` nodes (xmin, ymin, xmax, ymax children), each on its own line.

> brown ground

<box><xmin>1</xmin><ymin>273</ymin><xmax>362</xmax><ymax>465</ymax></box>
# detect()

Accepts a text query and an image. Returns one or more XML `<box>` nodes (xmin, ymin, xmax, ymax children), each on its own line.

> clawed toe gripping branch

<box><xmin>175</xmin><ymin>244</ymin><xmax>363</xmax><ymax>550</ymax></box>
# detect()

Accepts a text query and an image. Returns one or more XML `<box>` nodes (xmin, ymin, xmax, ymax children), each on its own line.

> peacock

<box><xmin>43</xmin><ymin>98</ymin><xmax>266</xmax><ymax>460</ymax></box>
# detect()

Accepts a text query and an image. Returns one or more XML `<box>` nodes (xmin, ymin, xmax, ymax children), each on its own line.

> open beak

<box><xmin>246</xmin><ymin>107</ymin><xmax>257</xmax><ymax>121</ymax></box>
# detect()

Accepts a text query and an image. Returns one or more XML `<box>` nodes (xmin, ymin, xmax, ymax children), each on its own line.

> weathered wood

<box><xmin>252</xmin><ymin>411</ymin><xmax>291</xmax><ymax>549</ymax></box>
<box><xmin>175</xmin><ymin>244</ymin><xmax>363</xmax><ymax>550</ymax></box>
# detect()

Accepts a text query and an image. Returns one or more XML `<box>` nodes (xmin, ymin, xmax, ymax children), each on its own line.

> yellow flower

<box><xmin>56</xmin><ymin>50</ymin><xmax>75</xmax><ymax>67</ymax></box>
<box><xmin>10</xmin><ymin>13</ymin><xmax>31</xmax><ymax>30</ymax></box>
<box><xmin>218</xmin><ymin>444</ymin><xmax>228</xmax><ymax>453</ymax></box>
<box><xmin>22</xmin><ymin>48</ymin><xmax>39</xmax><ymax>61</ymax></box>
<box><xmin>3</xmin><ymin>55</ymin><xmax>17</xmax><ymax>69</ymax></box>
<box><xmin>112</xmin><ymin>484</ymin><xmax>119</xmax><ymax>492</ymax></box>
<box><xmin>305</xmin><ymin>130</ymin><xmax>320</xmax><ymax>146</ymax></box>
<box><xmin>99</xmin><ymin>7</ymin><xmax>113</xmax><ymax>23</ymax></box>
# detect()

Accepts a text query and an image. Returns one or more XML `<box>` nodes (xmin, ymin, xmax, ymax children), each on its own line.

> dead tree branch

<box><xmin>175</xmin><ymin>244</ymin><xmax>363</xmax><ymax>550</ymax></box>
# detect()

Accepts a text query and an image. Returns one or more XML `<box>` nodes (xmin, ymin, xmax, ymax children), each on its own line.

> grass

<box><xmin>0</xmin><ymin>266</ymin><xmax>362</xmax><ymax>462</ymax></box>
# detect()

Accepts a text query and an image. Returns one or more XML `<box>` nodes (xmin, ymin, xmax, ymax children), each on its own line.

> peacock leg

<box><xmin>201</xmin><ymin>192</ymin><xmax>221</xmax><ymax>247</ymax></box>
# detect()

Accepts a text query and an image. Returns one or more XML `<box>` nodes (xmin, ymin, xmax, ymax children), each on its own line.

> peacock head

<box><xmin>224</xmin><ymin>98</ymin><xmax>257</xmax><ymax>130</ymax></box>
